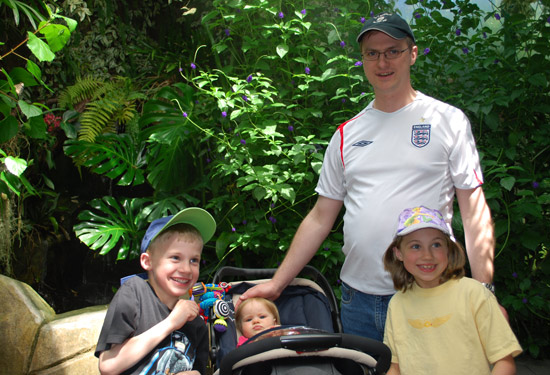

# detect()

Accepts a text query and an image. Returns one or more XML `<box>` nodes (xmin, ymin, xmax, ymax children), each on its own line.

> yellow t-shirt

<box><xmin>384</xmin><ymin>278</ymin><xmax>522</xmax><ymax>375</ymax></box>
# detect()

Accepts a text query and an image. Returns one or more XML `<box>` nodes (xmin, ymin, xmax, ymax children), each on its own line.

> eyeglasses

<box><xmin>361</xmin><ymin>48</ymin><xmax>410</xmax><ymax>61</ymax></box>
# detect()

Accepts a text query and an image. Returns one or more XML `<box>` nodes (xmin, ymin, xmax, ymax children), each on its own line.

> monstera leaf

<box><xmin>74</xmin><ymin>196</ymin><xmax>149</xmax><ymax>260</ymax></box>
<box><xmin>74</xmin><ymin>196</ymin><xmax>205</xmax><ymax>260</ymax></box>
<box><xmin>139</xmin><ymin>83</ymin><xmax>201</xmax><ymax>192</ymax></box>
<box><xmin>64</xmin><ymin>133</ymin><xmax>145</xmax><ymax>186</ymax></box>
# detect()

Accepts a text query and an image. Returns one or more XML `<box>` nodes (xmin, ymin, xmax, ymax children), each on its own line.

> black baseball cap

<box><xmin>357</xmin><ymin>12</ymin><xmax>415</xmax><ymax>44</ymax></box>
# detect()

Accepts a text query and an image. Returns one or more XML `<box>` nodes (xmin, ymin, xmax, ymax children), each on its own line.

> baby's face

<box><xmin>240</xmin><ymin>300</ymin><xmax>278</xmax><ymax>339</ymax></box>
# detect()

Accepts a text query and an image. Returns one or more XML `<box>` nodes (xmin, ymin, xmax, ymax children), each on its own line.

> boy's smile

<box><xmin>141</xmin><ymin>232</ymin><xmax>202</xmax><ymax>308</ymax></box>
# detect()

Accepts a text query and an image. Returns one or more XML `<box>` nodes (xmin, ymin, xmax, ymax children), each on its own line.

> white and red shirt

<box><xmin>316</xmin><ymin>92</ymin><xmax>483</xmax><ymax>295</ymax></box>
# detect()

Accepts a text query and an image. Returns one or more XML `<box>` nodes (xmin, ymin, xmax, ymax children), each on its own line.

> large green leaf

<box><xmin>63</xmin><ymin>134</ymin><xmax>146</xmax><ymax>186</ymax></box>
<box><xmin>74</xmin><ymin>197</ymin><xmax>148</xmax><ymax>260</ymax></box>
<box><xmin>26</xmin><ymin>32</ymin><xmax>55</xmax><ymax>62</ymax></box>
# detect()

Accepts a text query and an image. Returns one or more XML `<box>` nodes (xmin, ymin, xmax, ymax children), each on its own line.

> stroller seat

<box><xmin>207</xmin><ymin>266</ymin><xmax>391</xmax><ymax>375</ymax></box>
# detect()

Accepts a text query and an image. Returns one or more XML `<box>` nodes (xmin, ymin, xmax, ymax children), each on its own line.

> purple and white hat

<box><xmin>396</xmin><ymin>206</ymin><xmax>451</xmax><ymax>237</ymax></box>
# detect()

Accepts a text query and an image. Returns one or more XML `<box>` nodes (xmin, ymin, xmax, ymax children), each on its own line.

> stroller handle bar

<box><xmin>219</xmin><ymin>332</ymin><xmax>391</xmax><ymax>375</ymax></box>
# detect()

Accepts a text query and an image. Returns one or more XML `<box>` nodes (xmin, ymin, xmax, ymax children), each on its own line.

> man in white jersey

<box><xmin>238</xmin><ymin>12</ymin><xmax>496</xmax><ymax>341</ymax></box>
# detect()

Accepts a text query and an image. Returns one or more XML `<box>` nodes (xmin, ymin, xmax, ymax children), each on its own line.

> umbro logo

<box><xmin>352</xmin><ymin>140</ymin><xmax>373</xmax><ymax>147</ymax></box>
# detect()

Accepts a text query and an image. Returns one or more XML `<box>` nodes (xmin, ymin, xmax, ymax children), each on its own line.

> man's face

<box><xmin>360</xmin><ymin>31</ymin><xmax>417</xmax><ymax>97</ymax></box>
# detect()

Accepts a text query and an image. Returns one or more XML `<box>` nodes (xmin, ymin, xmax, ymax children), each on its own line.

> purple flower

<box><xmin>512</xmin><ymin>272</ymin><xmax>518</xmax><ymax>278</ymax></box>
<box><xmin>414</xmin><ymin>12</ymin><xmax>421</xmax><ymax>19</ymax></box>
<box><xmin>301</xmin><ymin>9</ymin><xmax>306</xmax><ymax>15</ymax></box>
<box><xmin>240</xmin><ymin>139</ymin><xmax>246</xmax><ymax>145</ymax></box>
<box><xmin>483</xmin><ymin>32</ymin><xmax>487</xmax><ymax>39</ymax></box>
<box><xmin>232</xmin><ymin>227</ymin><xmax>236</xmax><ymax>232</ymax></box>
<box><xmin>495</xmin><ymin>13</ymin><xmax>501</xmax><ymax>20</ymax></box>
<box><xmin>532</xmin><ymin>181</ymin><xmax>540</xmax><ymax>188</ymax></box>
<box><xmin>305</xmin><ymin>67</ymin><xmax>310</xmax><ymax>74</ymax></box>
<box><xmin>178</xmin><ymin>67</ymin><xmax>182</xmax><ymax>72</ymax></box>
<box><xmin>360</xmin><ymin>17</ymin><xmax>366</xmax><ymax>24</ymax></box>
<box><xmin>246</xmin><ymin>74</ymin><xmax>253</xmax><ymax>83</ymax></box>
<box><xmin>288</xmin><ymin>125</ymin><xmax>294</xmax><ymax>132</ymax></box>
<box><xmin>190</xmin><ymin>62</ymin><xmax>196</xmax><ymax>69</ymax></box>
<box><xmin>206</xmin><ymin>158</ymin><xmax>211</xmax><ymax>163</ymax></box>
<box><xmin>225</xmin><ymin>28</ymin><xmax>230</xmax><ymax>36</ymax></box>
<box><xmin>522</xmin><ymin>298</ymin><xmax>528</xmax><ymax>304</ymax></box>
<box><xmin>242</xmin><ymin>219</ymin><xmax>247</xmax><ymax>225</ymax></box>
<box><xmin>269</xmin><ymin>215</ymin><xmax>277</xmax><ymax>224</ymax></box>
<box><xmin>221</xmin><ymin>111</ymin><xmax>227</xmax><ymax>118</ymax></box>
<box><xmin>182</xmin><ymin>112</ymin><xmax>188</xmax><ymax>117</ymax></box>
<box><xmin>455</xmin><ymin>29</ymin><xmax>461</xmax><ymax>36</ymax></box>
<box><xmin>462</xmin><ymin>47</ymin><xmax>469</xmax><ymax>54</ymax></box>
<box><xmin>340</xmin><ymin>40</ymin><xmax>346</xmax><ymax>48</ymax></box>
<box><xmin>242</xmin><ymin>95</ymin><xmax>248</xmax><ymax>102</ymax></box>
<box><xmin>423</xmin><ymin>47</ymin><xmax>430</xmax><ymax>55</ymax></box>
<box><xmin>354</xmin><ymin>61</ymin><xmax>363</xmax><ymax>66</ymax></box>
<box><xmin>370</xmin><ymin>11</ymin><xmax>374</xmax><ymax>17</ymax></box>
<box><xmin>494</xmin><ymin>59</ymin><xmax>500</xmax><ymax>64</ymax></box>
<box><xmin>278</xmin><ymin>11</ymin><xmax>284</xmax><ymax>19</ymax></box>
<box><xmin>547</xmin><ymin>16</ymin><xmax>550</xmax><ymax>24</ymax></box>
<box><xmin>342</xmin><ymin>98</ymin><xmax>346</xmax><ymax>103</ymax></box>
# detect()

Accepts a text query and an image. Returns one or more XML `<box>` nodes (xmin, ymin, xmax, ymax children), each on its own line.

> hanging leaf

<box><xmin>26</xmin><ymin>32</ymin><xmax>55</xmax><ymax>62</ymax></box>
<box><xmin>74</xmin><ymin>197</ymin><xmax>148</xmax><ymax>260</ymax></box>
<box><xmin>64</xmin><ymin>134</ymin><xmax>146</xmax><ymax>186</ymax></box>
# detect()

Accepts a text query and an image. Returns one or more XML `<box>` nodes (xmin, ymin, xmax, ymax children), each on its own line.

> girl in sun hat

<box><xmin>382</xmin><ymin>206</ymin><xmax>521</xmax><ymax>375</ymax></box>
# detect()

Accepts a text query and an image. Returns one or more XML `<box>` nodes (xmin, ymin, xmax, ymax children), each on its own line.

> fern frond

<box><xmin>58</xmin><ymin>76</ymin><xmax>104</xmax><ymax>108</ymax></box>
<box><xmin>79</xmin><ymin>99</ymin><xmax>119</xmax><ymax>142</ymax></box>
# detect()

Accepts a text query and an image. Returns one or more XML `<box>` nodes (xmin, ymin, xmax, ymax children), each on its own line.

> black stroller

<box><xmin>204</xmin><ymin>266</ymin><xmax>391</xmax><ymax>375</ymax></box>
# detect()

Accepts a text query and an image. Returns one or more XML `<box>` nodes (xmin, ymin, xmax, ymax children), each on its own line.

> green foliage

<box><xmin>58</xmin><ymin>76</ymin><xmax>144</xmax><ymax>142</ymax></box>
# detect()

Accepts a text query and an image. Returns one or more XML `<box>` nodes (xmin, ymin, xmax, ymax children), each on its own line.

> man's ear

<box><xmin>410</xmin><ymin>44</ymin><xmax>418</xmax><ymax>66</ymax></box>
<box><xmin>393</xmin><ymin>246</ymin><xmax>404</xmax><ymax>261</ymax></box>
<box><xmin>140</xmin><ymin>252</ymin><xmax>152</xmax><ymax>271</ymax></box>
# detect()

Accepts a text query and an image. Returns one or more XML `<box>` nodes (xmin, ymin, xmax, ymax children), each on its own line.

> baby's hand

<box><xmin>169</xmin><ymin>299</ymin><xmax>200</xmax><ymax>329</ymax></box>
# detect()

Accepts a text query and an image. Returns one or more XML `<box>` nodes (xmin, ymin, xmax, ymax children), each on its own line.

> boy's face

<box><xmin>239</xmin><ymin>300</ymin><xmax>278</xmax><ymax>339</ymax></box>
<box><xmin>140</xmin><ymin>232</ymin><xmax>202</xmax><ymax>308</ymax></box>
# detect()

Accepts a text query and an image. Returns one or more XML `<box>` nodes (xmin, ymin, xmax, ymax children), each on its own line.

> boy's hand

<box><xmin>169</xmin><ymin>299</ymin><xmax>200</xmax><ymax>329</ymax></box>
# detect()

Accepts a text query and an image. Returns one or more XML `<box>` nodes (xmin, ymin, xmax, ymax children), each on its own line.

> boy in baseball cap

<box><xmin>96</xmin><ymin>207</ymin><xmax>216</xmax><ymax>375</ymax></box>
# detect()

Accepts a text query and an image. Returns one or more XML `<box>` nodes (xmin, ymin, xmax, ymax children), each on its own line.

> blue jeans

<box><xmin>340</xmin><ymin>282</ymin><xmax>394</xmax><ymax>342</ymax></box>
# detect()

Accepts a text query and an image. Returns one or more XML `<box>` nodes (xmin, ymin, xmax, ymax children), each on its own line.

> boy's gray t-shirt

<box><xmin>95</xmin><ymin>276</ymin><xmax>208</xmax><ymax>374</ymax></box>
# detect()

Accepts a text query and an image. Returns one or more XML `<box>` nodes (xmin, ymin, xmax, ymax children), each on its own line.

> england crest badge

<box><xmin>411</xmin><ymin>124</ymin><xmax>431</xmax><ymax>148</ymax></box>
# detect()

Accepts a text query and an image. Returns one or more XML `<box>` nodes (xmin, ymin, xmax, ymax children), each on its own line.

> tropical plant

<box><xmin>1</xmin><ymin>1</ymin><xmax>77</xmax><ymax>276</ymax></box>
<box><xmin>59</xmin><ymin>76</ymin><xmax>145</xmax><ymax>142</ymax></box>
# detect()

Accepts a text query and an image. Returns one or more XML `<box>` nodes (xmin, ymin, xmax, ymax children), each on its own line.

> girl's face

<box><xmin>140</xmin><ymin>232</ymin><xmax>202</xmax><ymax>309</ymax></box>
<box><xmin>394</xmin><ymin>228</ymin><xmax>449</xmax><ymax>289</ymax></box>
<box><xmin>239</xmin><ymin>300</ymin><xmax>278</xmax><ymax>339</ymax></box>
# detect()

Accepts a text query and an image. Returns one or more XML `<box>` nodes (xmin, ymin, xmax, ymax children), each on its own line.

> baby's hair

<box><xmin>235</xmin><ymin>297</ymin><xmax>280</xmax><ymax>333</ymax></box>
<box><xmin>383</xmin><ymin>230</ymin><xmax>466</xmax><ymax>292</ymax></box>
<box><xmin>147</xmin><ymin>223</ymin><xmax>203</xmax><ymax>253</ymax></box>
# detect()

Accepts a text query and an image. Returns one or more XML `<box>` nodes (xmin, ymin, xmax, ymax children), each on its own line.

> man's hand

<box><xmin>236</xmin><ymin>281</ymin><xmax>282</xmax><ymax>309</ymax></box>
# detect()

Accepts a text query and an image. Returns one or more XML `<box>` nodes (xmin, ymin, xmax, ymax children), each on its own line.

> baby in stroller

<box><xmin>206</xmin><ymin>266</ymin><xmax>391</xmax><ymax>375</ymax></box>
<box><xmin>235</xmin><ymin>298</ymin><xmax>281</xmax><ymax>347</ymax></box>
